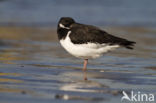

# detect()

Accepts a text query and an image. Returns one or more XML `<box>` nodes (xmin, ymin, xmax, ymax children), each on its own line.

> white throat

<box><xmin>59</xmin><ymin>23</ymin><xmax>70</xmax><ymax>29</ymax></box>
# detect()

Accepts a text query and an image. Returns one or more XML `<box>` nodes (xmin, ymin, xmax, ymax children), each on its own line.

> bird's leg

<box><xmin>83</xmin><ymin>59</ymin><xmax>88</xmax><ymax>71</ymax></box>
<box><xmin>83</xmin><ymin>59</ymin><xmax>88</xmax><ymax>80</ymax></box>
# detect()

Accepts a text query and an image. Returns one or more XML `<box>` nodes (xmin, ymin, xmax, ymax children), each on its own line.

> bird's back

<box><xmin>70</xmin><ymin>23</ymin><xmax>136</xmax><ymax>49</ymax></box>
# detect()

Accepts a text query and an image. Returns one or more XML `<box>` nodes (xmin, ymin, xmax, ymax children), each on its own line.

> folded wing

<box><xmin>70</xmin><ymin>23</ymin><xmax>136</xmax><ymax>49</ymax></box>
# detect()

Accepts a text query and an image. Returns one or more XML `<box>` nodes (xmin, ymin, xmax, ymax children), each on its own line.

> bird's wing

<box><xmin>70</xmin><ymin>23</ymin><xmax>135</xmax><ymax>49</ymax></box>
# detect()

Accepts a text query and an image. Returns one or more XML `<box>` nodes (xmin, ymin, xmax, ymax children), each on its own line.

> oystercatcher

<box><xmin>57</xmin><ymin>17</ymin><xmax>136</xmax><ymax>80</ymax></box>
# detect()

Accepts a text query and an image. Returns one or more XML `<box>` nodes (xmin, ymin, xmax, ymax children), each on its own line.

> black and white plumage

<box><xmin>57</xmin><ymin>17</ymin><xmax>136</xmax><ymax>80</ymax></box>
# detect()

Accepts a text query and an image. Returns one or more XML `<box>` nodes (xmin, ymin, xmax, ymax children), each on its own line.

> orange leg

<box><xmin>83</xmin><ymin>59</ymin><xmax>88</xmax><ymax>80</ymax></box>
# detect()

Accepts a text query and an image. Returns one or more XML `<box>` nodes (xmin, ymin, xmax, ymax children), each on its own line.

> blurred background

<box><xmin>0</xmin><ymin>0</ymin><xmax>156</xmax><ymax>103</ymax></box>
<box><xmin>0</xmin><ymin>0</ymin><xmax>156</xmax><ymax>26</ymax></box>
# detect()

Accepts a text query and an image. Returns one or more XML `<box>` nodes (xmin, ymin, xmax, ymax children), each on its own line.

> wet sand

<box><xmin>0</xmin><ymin>26</ymin><xmax>156</xmax><ymax>103</ymax></box>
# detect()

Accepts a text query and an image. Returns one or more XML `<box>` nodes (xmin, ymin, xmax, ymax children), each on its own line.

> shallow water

<box><xmin>0</xmin><ymin>26</ymin><xmax>156</xmax><ymax>103</ymax></box>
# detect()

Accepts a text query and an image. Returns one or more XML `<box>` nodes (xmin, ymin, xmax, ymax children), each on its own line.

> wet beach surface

<box><xmin>0</xmin><ymin>26</ymin><xmax>156</xmax><ymax>103</ymax></box>
<box><xmin>0</xmin><ymin>0</ymin><xmax>156</xmax><ymax>102</ymax></box>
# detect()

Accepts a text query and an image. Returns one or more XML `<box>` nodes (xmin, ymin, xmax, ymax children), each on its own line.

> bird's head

<box><xmin>58</xmin><ymin>17</ymin><xmax>75</xmax><ymax>29</ymax></box>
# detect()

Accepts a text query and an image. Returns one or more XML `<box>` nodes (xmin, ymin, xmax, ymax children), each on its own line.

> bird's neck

<box><xmin>57</xmin><ymin>28</ymin><xmax>70</xmax><ymax>40</ymax></box>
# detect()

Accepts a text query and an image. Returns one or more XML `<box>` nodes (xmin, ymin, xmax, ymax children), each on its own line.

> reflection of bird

<box><xmin>57</xmin><ymin>17</ymin><xmax>136</xmax><ymax>80</ymax></box>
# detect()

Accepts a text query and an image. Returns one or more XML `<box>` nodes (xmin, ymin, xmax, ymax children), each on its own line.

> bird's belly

<box><xmin>60</xmin><ymin>35</ymin><xmax>119</xmax><ymax>59</ymax></box>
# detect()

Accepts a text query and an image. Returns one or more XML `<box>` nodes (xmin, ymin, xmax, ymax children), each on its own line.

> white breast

<box><xmin>60</xmin><ymin>31</ymin><xmax>120</xmax><ymax>59</ymax></box>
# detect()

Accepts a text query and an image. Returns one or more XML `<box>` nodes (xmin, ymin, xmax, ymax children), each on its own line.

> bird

<box><xmin>57</xmin><ymin>17</ymin><xmax>136</xmax><ymax>80</ymax></box>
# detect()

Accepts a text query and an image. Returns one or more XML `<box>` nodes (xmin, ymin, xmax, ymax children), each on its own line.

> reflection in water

<box><xmin>58</xmin><ymin>79</ymin><xmax>121</xmax><ymax>101</ymax></box>
<box><xmin>60</xmin><ymin>81</ymin><xmax>120</xmax><ymax>94</ymax></box>
<box><xmin>60</xmin><ymin>80</ymin><xmax>107</xmax><ymax>93</ymax></box>
<box><xmin>61</xmin><ymin>70</ymin><xmax>156</xmax><ymax>89</ymax></box>
<box><xmin>0</xmin><ymin>26</ymin><xmax>156</xmax><ymax>103</ymax></box>
<box><xmin>55</xmin><ymin>94</ymin><xmax>105</xmax><ymax>101</ymax></box>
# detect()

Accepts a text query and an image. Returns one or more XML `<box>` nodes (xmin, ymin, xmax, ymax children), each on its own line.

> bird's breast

<box><xmin>60</xmin><ymin>31</ymin><xmax>120</xmax><ymax>59</ymax></box>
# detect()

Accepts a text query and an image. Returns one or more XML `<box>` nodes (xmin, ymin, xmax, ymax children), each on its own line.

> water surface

<box><xmin>0</xmin><ymin>26</ymin><xmax>156</xmax><ymax>103</ymax></box>
<box><xmin>0</xmin><ymin>0</ymin><xmax>156</xmax><ymax>103</ymax></box>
